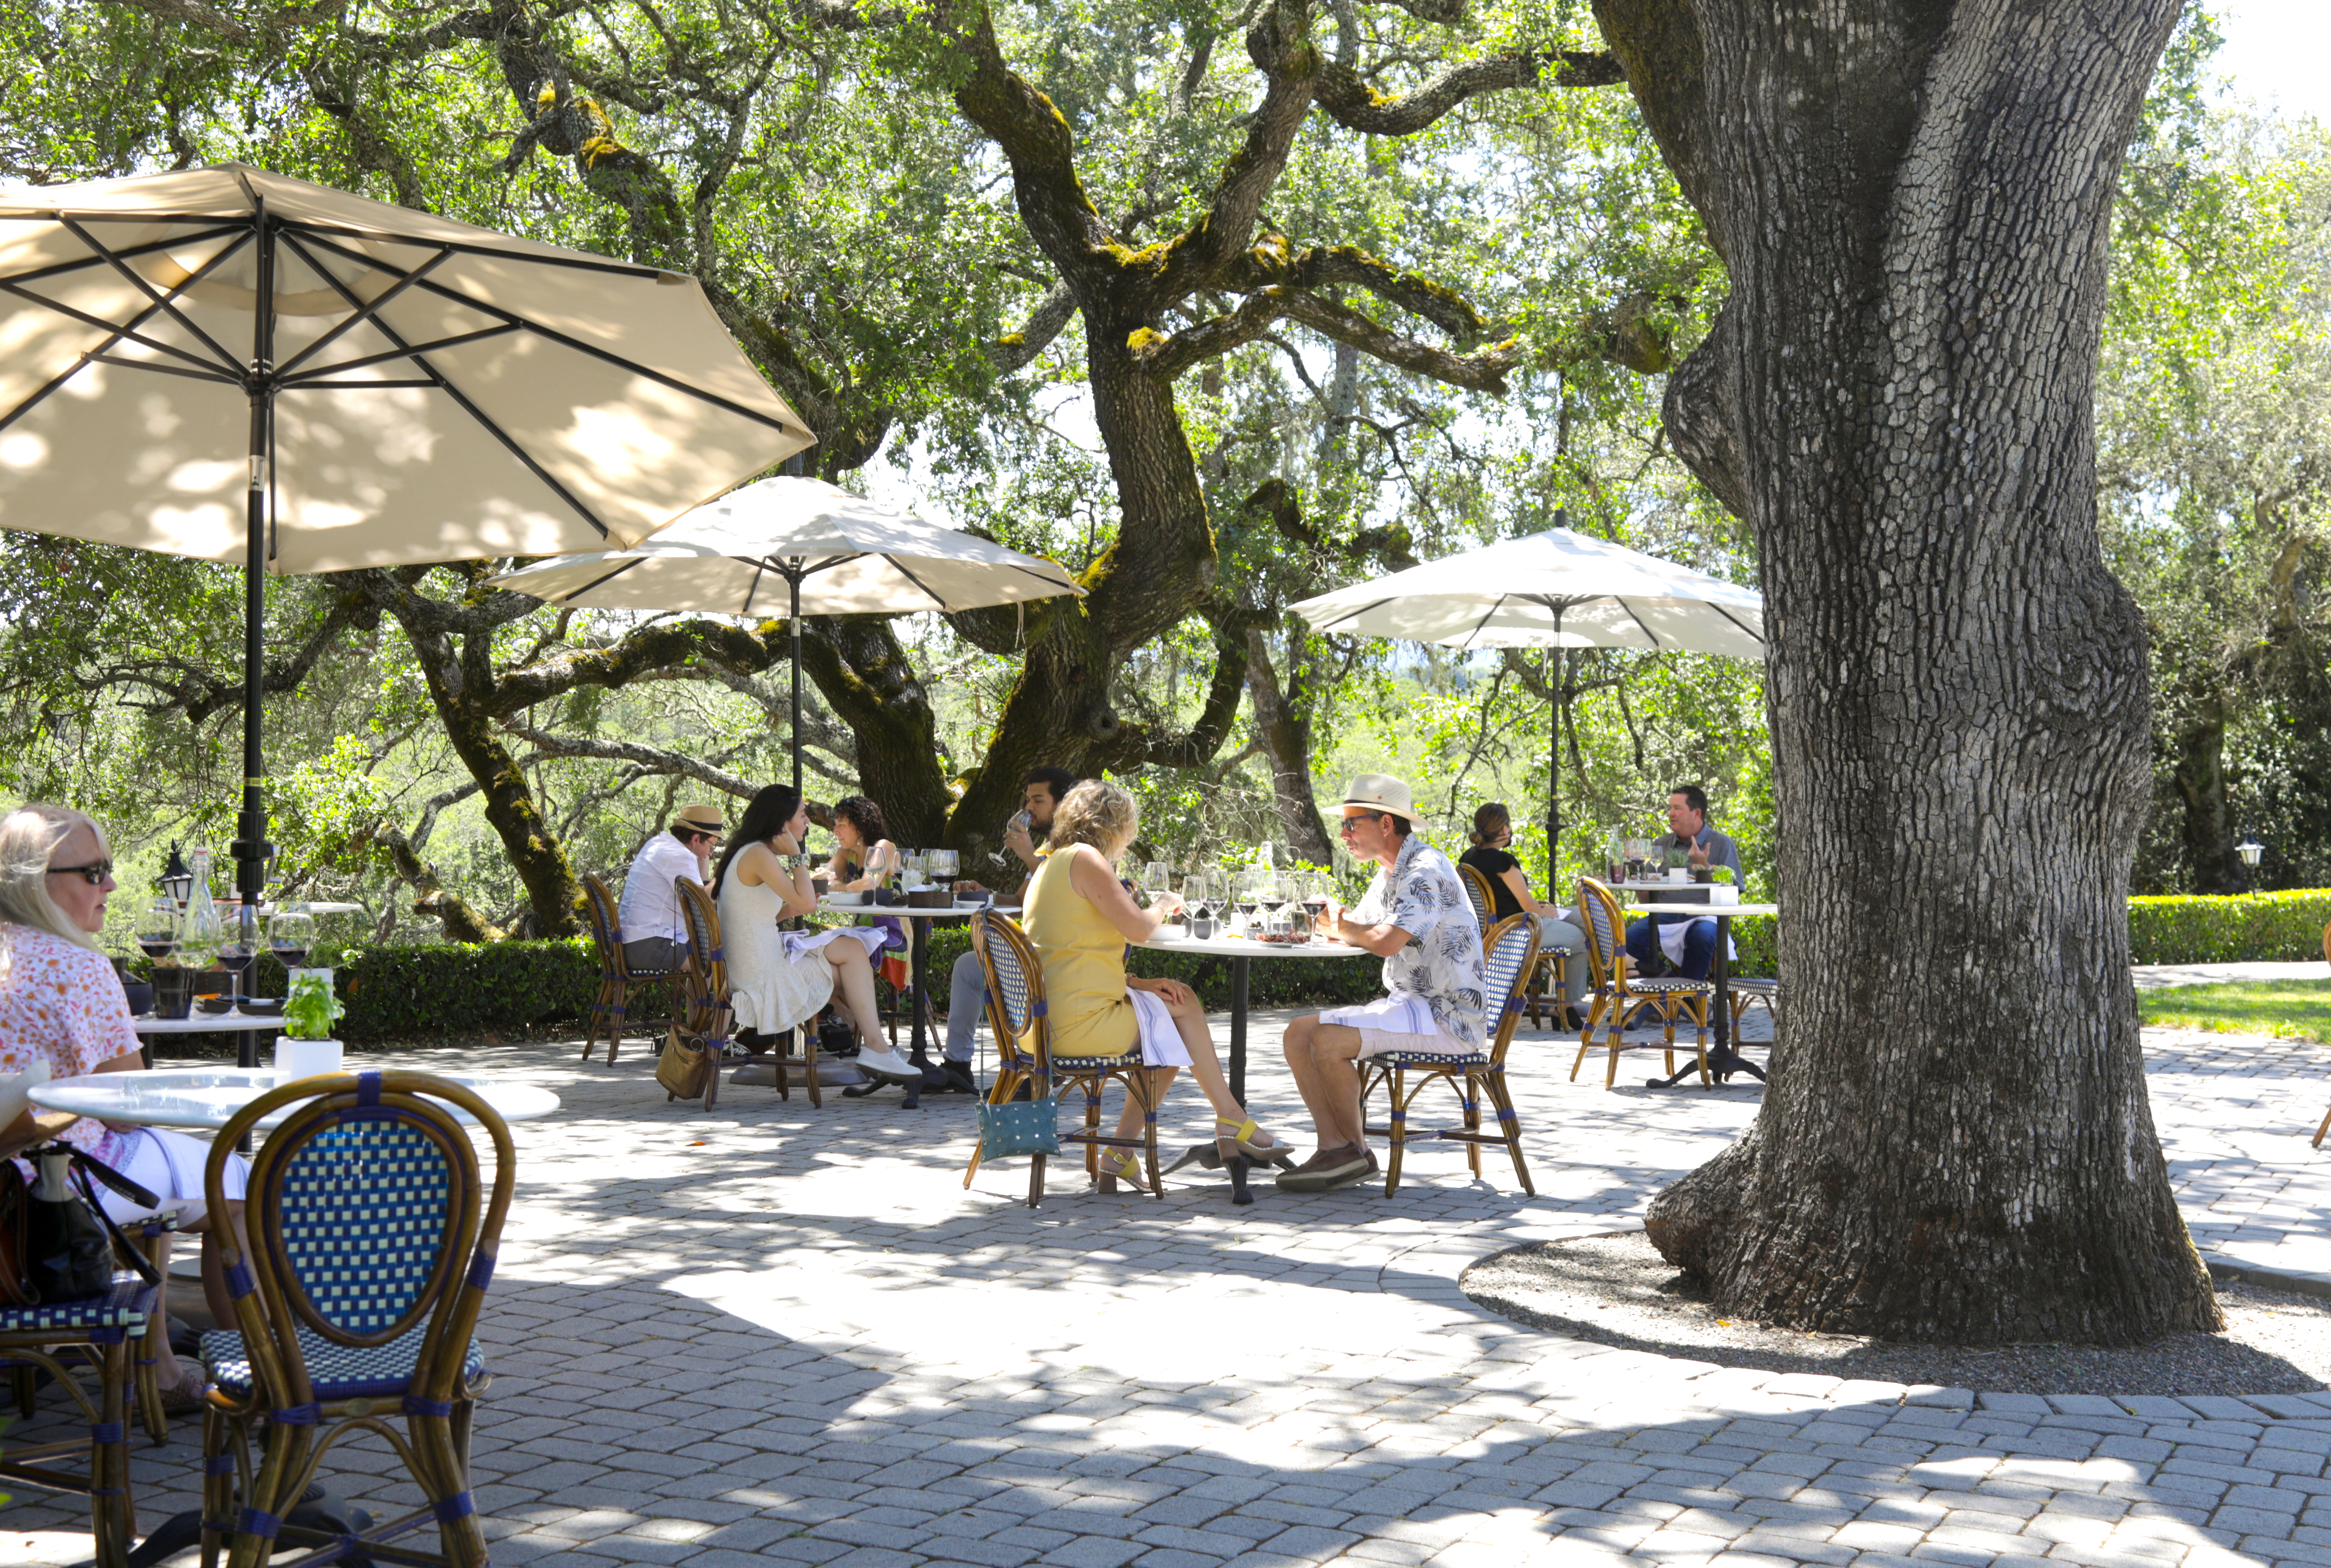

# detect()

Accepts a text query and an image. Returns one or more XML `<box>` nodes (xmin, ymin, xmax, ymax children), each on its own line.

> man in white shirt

<box><xmin>1278</xmin><ymin>774</ymin><xmax>1488</xmax><ymax>1193</ymax></box>
<box><xmin>616</xmin><ymin>804</ymin><xmax>724</xmax><ymax>971</ymax></box>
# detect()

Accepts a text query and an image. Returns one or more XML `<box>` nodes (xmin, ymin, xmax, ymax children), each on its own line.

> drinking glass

<box><xmin>216</xmin><ymin>909</ymin><xmax>258</xmax><ymax>1006</ymax></box>
<box><xmin>1183</xmin><ymin>871</ymin><xmax>1212</xmax><ymax>923</ymax></box>
<box><xmin>928</xmin><ymin>848</ymin><xmax>959</xmax><ymax>883</ymax></box>
<box><xmin>136</xmin><ymin>896</ymin><xmax>179</xmax><ymax>962</ymax></box>
<box><xmin>992</xmin><ymin>809</ymin><xmax>1033</xmax><ymax>868</ymax></box>
<box><xmin>269</xmin><ymin>903</ymin><xmax>315</xmax><ymax>974</ymax></box>
<box><xmin>1141</xmin><ymin>861</ymin><xmax>1171</xmax><ymax>905</ymax></box>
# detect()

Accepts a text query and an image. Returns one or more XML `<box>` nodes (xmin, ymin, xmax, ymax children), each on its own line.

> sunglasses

<box><xmin>47</xmin><ymin>860</ymin><xmax>113</xmax><ymax>885</ymax></box>
<box><xmin>1336</xmin><ymin>815</ymin><xmax>1382</xmax><ymax>837</ymax></box>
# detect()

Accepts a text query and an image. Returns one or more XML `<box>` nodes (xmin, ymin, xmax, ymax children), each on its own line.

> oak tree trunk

<box><xmin>1246</xmin><ymin>627</ymin><xmax>1337</xmax><ymax>866</ymax></box>
<box><xmin>1602</xmin><ymin>0</ymin><xmax>2220</xmax><ymax>1342</ymax></box>
<box><xmin>2173</xmin><ymin>706</ymin><xmax>2234</xmax><ymax>895</ymax></box>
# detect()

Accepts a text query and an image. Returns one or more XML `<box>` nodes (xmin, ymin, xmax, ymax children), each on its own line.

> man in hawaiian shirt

<box><xmin>1278</xmin><ymin>773</ymin><xmax>1489</xmax><ymax>1193</ymax></box>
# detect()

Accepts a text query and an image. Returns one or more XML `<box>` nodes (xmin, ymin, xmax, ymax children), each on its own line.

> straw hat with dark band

<box><xmin>1337</xmin><ymin>773</ymin><xmax>1420</xmax><ymax>826</ymax></box>
<box><xmin>672</xmin><ymin>804</ymin><xmax>726</xmax><ymax>836</ymax></box>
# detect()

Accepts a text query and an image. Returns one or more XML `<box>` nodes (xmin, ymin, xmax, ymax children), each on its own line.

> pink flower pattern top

<box><xmin>0</xmin><ymin>921</ymin><xmax>139</xmax><ymax>1168</ymax></box>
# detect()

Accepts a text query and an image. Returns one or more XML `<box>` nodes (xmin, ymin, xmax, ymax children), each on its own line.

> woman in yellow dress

<box><xmin>1022</xmin><ymin>780</ymin><xmax>1286</xmax><ymax>1186</ymax></box>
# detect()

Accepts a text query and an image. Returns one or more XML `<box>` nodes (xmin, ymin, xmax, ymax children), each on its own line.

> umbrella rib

<box><xmin>290</xmin><ymin>228</ymin><xmax>806</xmax><ymax>438</ymax></box>
<box><xmin>0</xmin><ymin>222</ymin><xmax>247</xmax><ymax>290</ymax></box>
<box><xmin>276</xmin><ymin>323</ymin><xmax>519</xmax><ymax>386</ymax></box>
<box><xmin>543</xmin><ymin>556</ymin><xmax>648</xmax><ymax>602</ymax></box>
<box><xmin>88</xmin><ymin>353</ymin><xmax>239</xmax><ymax>384</ymax></box>
<box><xmin>740</xmin><ymin>559</ymin><xmax>765</xmax><ymax>616</ymax></box>
<box><xmin>1707</xmin><ymin>600</ymin><xmax>1765</xmax><ymax>648</ymax></box>
<box><xmin>271</xmin><ymin>246</ymin><xmax>456</xmax><ymax>379</ymax></box>
<box><xmin>1614</xmin><ymin>598</ymin><xmax>1664</xmax><ymax>648</ymax></box>
<box><xmin>280</xmin><ymin>377</ymin><xmax>440</xmax><ymax>389</ymax></box>
<box><xmin>58</xmin><ymin>216</ymin><xmax>244</xmax><ymax>375</ymax></box>
<box><xmin>0</xmin><ymin>280</ymin><xmax>243</xmax><ymax>377</ymax></box>
<box><xmin>276</xmin><ymin>230</ymin><xmax>613</xmax><ymax>540</ymax></box>
<box><xmin>882</xmin><ymin>555</ymin><xmax>952</xmax><ymax>611</ymax></box>
<box><xmin>0</xmin><ymin>229</ymin><xmax>255</xmax><ymax>438</ymax></box>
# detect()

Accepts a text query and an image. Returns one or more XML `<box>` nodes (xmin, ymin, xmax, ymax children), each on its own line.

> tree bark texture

<box><xmin>1600</xmin><ymin>0</ymin><xmax>2220</xmax><ymax>1342</ymax></box>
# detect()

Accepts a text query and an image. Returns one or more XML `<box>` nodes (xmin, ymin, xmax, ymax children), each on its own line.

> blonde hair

<box><xmin>0</xmin><ymin>804</ymin><xmax>106</xmax><ymax>959</ymax></box>
<box><xmin>1048</xmin><ymin>780</ymin><xmax>1138</xmax><ymax>860</ymax></box>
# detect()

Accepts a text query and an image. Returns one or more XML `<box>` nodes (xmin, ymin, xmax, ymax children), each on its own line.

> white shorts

<box><xmin>1321</xmin><ymin>995</ymin><xmax>1474</xmax><ymax>1060</ymax></box>
<box><xmin>1126</xmin><ymin>988</ymin><xmax>1194</xmax><ymax>1068</ymax></box>
<box><xmin>97</xmin><ymin>1127</ymin><xmax>250</xmax><ymax>1226</ymax></box>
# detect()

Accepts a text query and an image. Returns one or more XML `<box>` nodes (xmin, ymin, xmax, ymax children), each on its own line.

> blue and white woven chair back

<box><xmin>581</xmin><ymin>875</ymin><xmax>620</xmax><ymax>956</ymax></box>
<box><xmin>1578</xmin><ymin>878</ymin><xmax>1621</xmax><ymax>979</ymax></box>
<box><xmin>1484</xmin><ymin>917</ymin><xmax>1533</xmax><ymax>1010</ymax></box>
<box><xmin>270</xmin><ymin>1114</ymin><xmax>465</xmax><ymax>1347</ymax></box>
<box><xmin>982</xmin><ymin>919</ymin><xmax>1038</xmax><ymax>1039</ymax></box>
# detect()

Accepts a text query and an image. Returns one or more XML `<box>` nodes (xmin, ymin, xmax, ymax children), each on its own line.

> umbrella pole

<box><xmin>790</xmin><ymin>568</ymin><xmax>803</xmax><ymax>798</ymax></box>
<box><xmin>229</xmin><ymin>211</ymin><xmax>276</xmax><ymax>914</ymax></box>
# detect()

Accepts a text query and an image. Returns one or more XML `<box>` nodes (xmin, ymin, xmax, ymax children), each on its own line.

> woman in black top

<box><xmin>1459</xmin><ymin>803</ymin><xmax>1589</xmax><ymax>1028</ymax></box>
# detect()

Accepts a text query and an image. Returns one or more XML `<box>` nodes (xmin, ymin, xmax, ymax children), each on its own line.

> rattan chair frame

<box><xmin>669</xmin><ymin>879</ymin><xmax>741</xmax><ymax>1111</ymax></box>
<box><xmin>961</xmin><ymin>913</ymin><xmax>1165</xmax><ymax>1207</ymax></box>
<box><xmin>1457</xmin><ymin>863</ymin><xmax>1495</xmax><ymax>932</ymax></box>
<box><xmin>579</xmin><ymin>873</ymin><xmax>674</xmax><ymax>1065</ymax></box>
<box><xmin>1572</xmin><ymin>877</ymin><xmax>1712</xmax><ymax>1089</ymax></box>
<box><xmin>1359</xmin><ymin>913</ymin><xmax>1540</xmax><ymax>1197</ymax></box>
<box><xmin>0</xmin><ymin>1118</ymin><xmax>163</xmax><ymax>1568</ymax></box>
<box><xmin>199</xmin><ymin>1070</ymin><xmax>514</xmax><ymax>1568</ymax></box>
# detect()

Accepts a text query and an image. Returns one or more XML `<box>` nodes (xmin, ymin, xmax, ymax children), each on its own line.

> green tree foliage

<box><xmin>2100</xmin><ymin>57</ymin><xmax>2331</xmax><ymax>894</ymax></box>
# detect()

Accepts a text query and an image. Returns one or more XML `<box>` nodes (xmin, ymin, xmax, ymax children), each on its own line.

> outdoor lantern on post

<box><xmin>159</xmin><ymin>844</ymin><xmax>194</xmax><ymax>910</ymax></box>
<box><xmin>2237</xmin><ymin>829</ymin><xmax>2265</xmax><ymax>894</ymax></box>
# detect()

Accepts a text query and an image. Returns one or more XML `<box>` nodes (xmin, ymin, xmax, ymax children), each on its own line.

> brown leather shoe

<box><xmin>1277</xmin><ymin>1144</ymin><xmax>1371</xmax><ymax>1191</ymax></box>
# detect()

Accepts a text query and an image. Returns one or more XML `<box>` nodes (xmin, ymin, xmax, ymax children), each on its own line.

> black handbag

<box><xmin>0</xmin><ymin>1143</ymin><xmax>163</xmax><ymax>1306</ymax></box>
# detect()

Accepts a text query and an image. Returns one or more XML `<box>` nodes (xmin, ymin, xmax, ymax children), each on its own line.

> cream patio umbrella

<box><xmin>1290</xmin><ymin>522</ymin><xmax>1765</xmax><ymax>887</ymax></box>
<box><xmin>0</xmin><ymin>163</ymin><xmax>811</xmax><ymax>907</ymax></box>
<box><xmin>487</xmin><ymin>475</ymin><xmax>1084</xmax><ymax>792</ymax></box>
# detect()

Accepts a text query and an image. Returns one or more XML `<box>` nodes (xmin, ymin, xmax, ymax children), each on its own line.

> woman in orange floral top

<box><xmin>0</xmin><ymin>803</ymin><xmax>249</xmax><ymax>1401</ymax></box>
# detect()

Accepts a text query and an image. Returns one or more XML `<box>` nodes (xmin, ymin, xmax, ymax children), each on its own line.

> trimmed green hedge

<box><xmin>2127</xmin><ymin>891</ymin><xmax>2331</xmax><ymax>965</ymax></box>
<box><xmin>224</xmin><ymin>891</ymin><xmax>2324</xmax><ymax>1042</ymax></box>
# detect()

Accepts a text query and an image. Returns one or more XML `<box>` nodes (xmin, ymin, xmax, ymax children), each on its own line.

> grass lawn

<box><xmin>2139</xmin><ymin>979</ymin><xmax>2331</xmax><ymax>1042</ymax></box>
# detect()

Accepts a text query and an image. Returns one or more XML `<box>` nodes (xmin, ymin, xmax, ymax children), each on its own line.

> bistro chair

<box><xmin>579</xmin><ymin>872</ymin><xmax>674</xmax><ymax>1065</ymax></box>
<box><xmin>675</xmin><ymin>877</ymin><xmax>848</xmax><ymax>1110</ymax></box>
<box><xmin>1729</xmin><ymin>975</ymin><xmax>1781</xmax><ymax>1058</ymax></box>
<box><xmin>1573</xmin><ymin>877</ymin><xmax>1712</xmax><ymax>1089</ymax></box>
<box><xmin>1360</xmin><ymin>913</ymin><xmax>1540</xmax><ymax>1196</ymax></box>
<box><xmin>0</xmin><ymin>1113</ymin><xmax>164</xmax><ymax>1568</ymax></box>
<box><xmin>962</xmin><ymin>912</ymin><xmax>1164</xmax><ymax>1207</ymax></box>
<box><xmin>670</xmin><ymin>879</ymin><xmax>736</xmax><ymax>1111</ymax></box>
<box><xmin>199</xmin><ymin>1070</ymin><xmax>512</xmax><ymax>1568</ymax></box>
<box><xmin>1457</xmin><ymin>863</ymin><xmax>1495</xmax><ymax>932</ymax></box>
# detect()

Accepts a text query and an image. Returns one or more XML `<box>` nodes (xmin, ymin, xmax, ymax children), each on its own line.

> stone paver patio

<box><xmin>7</xmin><ymin>1010</ymin><xmax>2331</xmax><ymax>1567</ymax></box>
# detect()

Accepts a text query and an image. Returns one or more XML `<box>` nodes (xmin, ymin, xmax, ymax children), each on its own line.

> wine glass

<box><xmin>1182</xmin><ymin>871</ymin><xmax>1213</xmax><ymax>935</ymax></box>
<box><xmin>1141</xmin><ymin>861</ymin><xmax>1171</xmax><ymax>907</ymax></box>
<box><xmin>136</xmin><ymin>896</ymin><xmax>179</xmax><ymax>962</ymax></box>
<box><xmin>1231</xmin><ymin>868</ymin><xmax>1259</xmax><ymax>933</ymax></box>
<box><xmin>928</xmin><ymin>848</ymin><xmax>959</xmax><ymax>891</ymax></box>
<box><xmin>269</xmin><ymin>902</ymin><xmax>315</xmax><ymax>975</ymax></box>
<box><xmin>1297</xmin><ymin>870</ymin><xmax>1328</xmax><ymax>934</ymax></box>
<box><xmin>991</xmin><ymin>809</ymin><xmax>1033</xmax><ymax>868</ymax></box>
<box><xmin>215</xmin><ymin>906</ymin><xmax>258</xmax><ymax>1007</ymax></box>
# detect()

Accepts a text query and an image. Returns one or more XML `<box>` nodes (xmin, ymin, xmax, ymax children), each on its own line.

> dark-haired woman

<box><xmin>1459</xmin><ymin>802</ymin><xmax>1587</xmax><ymax>1025</ymax></box>
<box><xmin>827</xmin><ymin>796</ymin><xmax>900</xmax><ymax>892</ymax></box>
<box><xmin>713</xmin><ymin>785</ymin><xmax>920</xmax><ymax>1089</ymax></box>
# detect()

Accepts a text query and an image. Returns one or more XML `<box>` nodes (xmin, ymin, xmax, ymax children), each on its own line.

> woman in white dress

<box><xmin>713</xmin><ymin>785</ymin><xmax>921</xmax><ymax>1089</ymax></box>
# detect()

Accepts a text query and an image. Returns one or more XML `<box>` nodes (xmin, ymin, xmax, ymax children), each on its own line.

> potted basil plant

<box><xmin>276</xmin><ymin>970</ymin><xmax>347</xmax><ymax>1078</ymax></box>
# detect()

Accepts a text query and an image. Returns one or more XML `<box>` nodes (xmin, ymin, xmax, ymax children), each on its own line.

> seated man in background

<box><xmin>940</xmin><ymin>765</ymin><xmax>1077</xmax><ymax>1093</ymax></box>
<box><xmin>616</xmin><ymin>803</ymin><xmax>724</xmax><ymax>971</ymax></box>
<box><xmin>1623</xmin><ymin>785</ymin><xmax>1743</xmax><ymax>981</ymax></box>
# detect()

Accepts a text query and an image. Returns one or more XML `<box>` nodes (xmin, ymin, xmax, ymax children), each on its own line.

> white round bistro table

<box><xmin>30</xmin><ymin>1068</ymin><xmax>559</xmax><ymax>1133</ymax></box>
<box><xmin>815</xmin><ymin>896</ymin><xmax>1003</xmax><ymax>1085</ymax></box>
<box><xmin>131</xmin><ymin>1012</ymin><xmax>283</xmax><ymax>1070</ymax></box>
<box><xmin>1608</xmin><ymin>888</ymin><xmax>1780</xmax><ymax>1081</ymax></box>
<box><xmin>1135</xmin><ymin>929</ymin><xmax>1369</xmax><ymax>1103</ymax></box>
